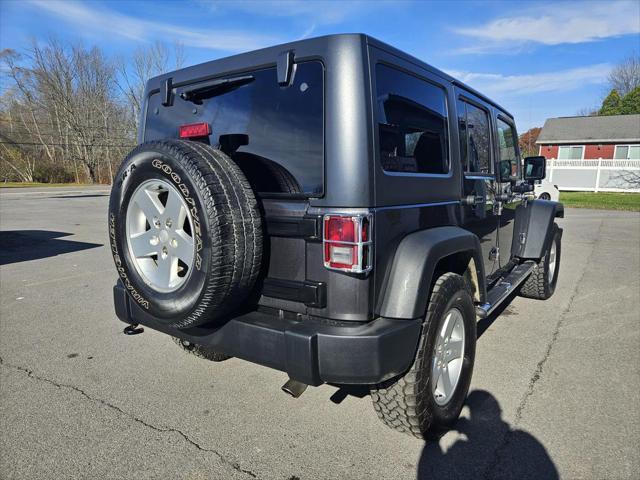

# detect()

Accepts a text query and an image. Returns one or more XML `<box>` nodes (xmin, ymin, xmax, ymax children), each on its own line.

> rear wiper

<box><xmin>179</xmin><ymin>75</ymin><xmax>254</xmax><ymax>105</ymax></box>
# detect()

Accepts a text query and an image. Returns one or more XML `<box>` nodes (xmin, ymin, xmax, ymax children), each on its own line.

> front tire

<box><xmin>520</xmin><ymin>223</ymin><xmax>562</xmax><ymax>300</ymax></box>
<box><xmin>370</xmin><ymin>272</ymin><xmax>476</xmax><ymax>440</ymax></box>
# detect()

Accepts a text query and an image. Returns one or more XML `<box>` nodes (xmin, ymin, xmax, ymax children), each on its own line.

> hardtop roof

<box><xmin>153</xmin><ymin>33</ymin><xmax>514</xmax><ymax>120</ymax></box>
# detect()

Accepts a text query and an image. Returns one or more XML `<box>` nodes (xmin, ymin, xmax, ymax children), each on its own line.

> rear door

<box><xmin>455</xmin><ymin>89</ymin><xmax>500</xmax><ymax>272</ymax></box>
<box><xmin>494</xmin><ymin>114</ymin><xmax>522</xmax><ymax>260</ymax></box>
<box><xmin>143</xmin><ymin>61</ymin><xmax>326</xmax><ymax>315</ymax></box>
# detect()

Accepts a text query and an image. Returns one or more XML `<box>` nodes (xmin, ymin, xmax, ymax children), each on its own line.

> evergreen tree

<box><xmin>599</xmin><ymin>89</ymin><xmax>622</xmax><ymax>115</ymax></box>
<box><xmin>619</xmin><ymin>86</ymin><xmax>640</xmax><ymax>115</ymax></box>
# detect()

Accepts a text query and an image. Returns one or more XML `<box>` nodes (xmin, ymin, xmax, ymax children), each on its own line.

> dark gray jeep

<box><xmin>109</xmin><ymin>34</ymin><xmax>563</xmax><ymax>439</ymax></box>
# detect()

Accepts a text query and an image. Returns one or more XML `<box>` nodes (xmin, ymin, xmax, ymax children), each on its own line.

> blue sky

<box><xmin>1</xmin><ymin>0</ymin><xmax>639</xmax><ymax>132</ymax></box>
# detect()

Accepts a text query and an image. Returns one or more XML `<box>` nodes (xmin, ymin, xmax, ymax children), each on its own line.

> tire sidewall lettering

<box><xmin>150</xmin><ymin>158</ymin><xmax>204</xmax><ymax>270</ymax></box>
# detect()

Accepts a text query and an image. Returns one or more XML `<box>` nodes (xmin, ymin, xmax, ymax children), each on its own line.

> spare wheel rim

<box><xmin>125</xmin><ymin>178</ymin><xmax>196</xmax><ymax>293</ymax></box>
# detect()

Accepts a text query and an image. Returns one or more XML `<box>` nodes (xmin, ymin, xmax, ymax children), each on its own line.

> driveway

<box><xmin>1</xmin><ymin>187</ymin><xmax>638</xmax><ymax>479</ymax></box>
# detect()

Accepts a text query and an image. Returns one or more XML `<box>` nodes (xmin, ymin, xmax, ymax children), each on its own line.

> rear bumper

<box><xmin>113</xmin><ymin>282</ymin><xmax>421</xmax><ymax>386</ymax></box>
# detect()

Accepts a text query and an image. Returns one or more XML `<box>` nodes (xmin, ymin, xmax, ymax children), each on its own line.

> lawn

<box><xmin>560</xmin><ymin>192</ymin><xmax>640</xmax><ymax>211</ymax></box>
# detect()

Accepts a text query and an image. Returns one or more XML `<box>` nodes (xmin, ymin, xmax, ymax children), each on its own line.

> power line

<box><xmin>0</xmin><ymin>119</ymin><xmax>135</xmax><ymax>131</ymax></box>
<box><xmin>0</xmin><ymin>129</ymin><xmax>134</xmax><ymax>140</ymax></box>
<box><xmin>0</xmin><ymin>140</ymin><xmax>134</xmax><ymax>148</ymax></box>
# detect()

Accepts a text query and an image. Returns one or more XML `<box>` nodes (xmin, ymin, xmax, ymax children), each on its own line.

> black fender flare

<box><xmin>511</xmin><ymin>200</ymin><xmax>564</xmax><ymax>261</ymax></box>
<box><xmin>379</xmin><ymin>226</ymin><xmax>486</xmax><ymax>320</ymax></box>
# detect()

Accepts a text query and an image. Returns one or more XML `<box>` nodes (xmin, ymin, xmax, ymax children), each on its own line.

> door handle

<box><xmin>461</xmin><ymin>195</ymin><xmax>485</xmax><ymax>206</ymax></box>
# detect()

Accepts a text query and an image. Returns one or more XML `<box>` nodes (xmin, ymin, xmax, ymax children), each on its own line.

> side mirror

<box><xmin>523</xmin><ymin>156</ymin><xmax>546</xmax><ymax>181</ymax></box>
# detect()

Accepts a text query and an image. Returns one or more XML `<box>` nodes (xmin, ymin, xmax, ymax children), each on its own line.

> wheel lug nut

<box><xmin>165</xmin><ymin>218</ymin><xmax>172</xmax><ymax>228</ymax></box>
<box><xmin>150</xmin><ymin>235</ymin><xmax>159</xmax><ymax>246</ymax></box>
<box><xmin>153</xmin><ymin>217</ymin><xmax>161</xmax><ymax>228</ymax></box>
<box><xmin>171</xmin><ymin>238</ymin><xmax>178</xmax><ymax>248</ymax></box>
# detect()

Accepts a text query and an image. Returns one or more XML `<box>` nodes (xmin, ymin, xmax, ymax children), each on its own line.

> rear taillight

<box><xmin>179</xmin><ymin>122</ymin><xmax>210</xmax><ymax>138</ymax></box>
<box><xmin>323</xmin><ymin>214</ymin><xmax>372</xmax><ymax>273</ymax></box>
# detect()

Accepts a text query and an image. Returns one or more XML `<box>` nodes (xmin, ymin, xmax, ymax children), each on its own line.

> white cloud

<box><xmin>28</xmin><ymin>0</ymin><xmax>282</xmax><ymax>52</ymax></box>
<box><xmin>455</xmin><ymin>1</ymin><xmax>639</xmax><ymax>50</ymax></box>
<box><xmin>445</xmin><ymin>64</ymin><xmax>611</xmax><ymax>97</ymax></box>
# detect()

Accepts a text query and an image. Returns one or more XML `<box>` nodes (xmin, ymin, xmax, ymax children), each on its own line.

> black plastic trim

<box><xmin>511</xmin><ymin>200</ymin><xmax>564</xmax><ymax>260</ymax></box>
<box><xmin>161</xmin><ymin>77</ymin><xmax>173</xmax><ymax>107</ymax></box>
<box><xmin>265</xmin><ymin>215</ymin><xmax>321</xmax><ymax>239</ymax></box>
<box><xmin>262</xmin><ymin>278</ymin><xmax>326</xmax><ymax>308</ymax></box>
<box><xmin>380</xmin><ymin>226</ymin><xmax>486</xmax><ymax>319</ymax></box>
<box><xmin>113</xmin><ymin>282</ymin><xmax>421</xmax><ymax>386</ymax></box>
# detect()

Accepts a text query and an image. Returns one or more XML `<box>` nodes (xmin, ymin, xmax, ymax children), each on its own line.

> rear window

<box><xmin>375</xmin><ymin>63</ymin><xmax>449</xmax><ymax>175</ymax></box>
<box><xmin>146</xmin><ymin>61</ymin><xmax>324</xmax><ymax>197</ymax></box>
<box><xmin>458</xmin><ymin>99</ymin><xmax>491</xmax><ymax>175</ymax></box>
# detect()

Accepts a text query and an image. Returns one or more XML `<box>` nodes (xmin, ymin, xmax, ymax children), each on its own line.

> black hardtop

<box><xmin>146</xmin><ymin>33</ymin><xmax>513</xmax><ymax>119</ymax></box>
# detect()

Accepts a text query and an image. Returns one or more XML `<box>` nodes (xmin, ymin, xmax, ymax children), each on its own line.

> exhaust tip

<box><xmin>281</xmin><ymin>378</ymin><xmax>308</xmax><ymax>398</ymax></box>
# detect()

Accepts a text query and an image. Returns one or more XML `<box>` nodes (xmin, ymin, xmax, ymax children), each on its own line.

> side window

<box><xmin>458</xmin><ymin>99</ymin><xmax>491</xmax><ymax>174</ymax></box>
<box><xmin>376</xmin><ymin>64</ymin><xmax>449</xmax><ymax>174</ymax></box>
<box><xmin>496</xmin><ymin>118</ymin><xmax>519</xmax><ymax>179</ymax></box>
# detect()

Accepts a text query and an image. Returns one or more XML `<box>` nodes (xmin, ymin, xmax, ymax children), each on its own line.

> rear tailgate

<box><xmin>141</xmin><ymin>61</ymin><xmax>325</xmax><ymax>315</ymax></box>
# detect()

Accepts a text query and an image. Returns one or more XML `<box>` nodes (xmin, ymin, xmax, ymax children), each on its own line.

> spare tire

<box><xmin>108</xmin><ymin>139</ymin><xmax>262</xmax><ymax>328</ymax></box>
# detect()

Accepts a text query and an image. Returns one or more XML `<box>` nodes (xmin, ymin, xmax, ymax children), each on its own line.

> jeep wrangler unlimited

<box><xmin>109</xmin><ymin>34</ymin><xmax>563</xmax><ymax>439</ymax></box>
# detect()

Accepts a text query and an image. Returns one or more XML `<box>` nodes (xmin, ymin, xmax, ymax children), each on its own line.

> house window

<box><xmin>614</xmin><ymin>145</ymin><xmax>640</xmax><ymax>159</ymax></box>
<box><xmin>557</xmin><ymin>146</ymin><xmax>584</xmax><ymax>160</ymax></box>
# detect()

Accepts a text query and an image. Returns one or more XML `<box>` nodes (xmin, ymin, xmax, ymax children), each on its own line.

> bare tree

<box><xmin>1</xmin><ymin>40</ymin><xmax>134</xmax><ymax>183</ymax></box>
<box><xmin>608</xmin><ymin>53</ymin><xmax>640</xmax><ymax>97</ymax></box>
<box><xmin>116</xmin><ymin>41</ymin><xmax>185</xmax><ymax>131</ymax></box>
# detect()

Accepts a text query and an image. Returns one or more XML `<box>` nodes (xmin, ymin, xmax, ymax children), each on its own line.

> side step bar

<box><xmin>475</xmin><ymin>261</ymin><xmax>536</xmax><ymax>319</ymax></box>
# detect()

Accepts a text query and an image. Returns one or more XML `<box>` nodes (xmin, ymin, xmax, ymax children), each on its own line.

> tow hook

<box><xmin>281</xmin><ymin>378</ymin><xmax>308</xmax><ymax>398</ymax></box>
<box><xmin>123</xmin><ymin>324</ymin><xmax>144</xmax><ymax>335</ymax></box>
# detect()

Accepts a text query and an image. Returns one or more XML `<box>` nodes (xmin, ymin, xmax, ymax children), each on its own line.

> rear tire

<box><xmin>539</xmin><ymin>192</ymin><xmax>551</xmax><ymax>200</ymax></box>
<box><xmin>370</xmin><ymin>273</ymin><xmax>476</xmax><ymax>440</ymax></box>
<box><xmin>520</xmin><ymin>223</ymin><xmax>561</xmax><ymax>300</ymax></box>
<box><xmin>172</xmin><ymin>337</ymin><xmax>232</xmax><ymax>362</ymax></box>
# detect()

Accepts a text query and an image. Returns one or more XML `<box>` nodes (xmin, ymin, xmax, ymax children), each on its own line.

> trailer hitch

<box><xmin>123</xmin><ymin>324</ymin><xmax>144</xmax><ymax>335</ymax></box>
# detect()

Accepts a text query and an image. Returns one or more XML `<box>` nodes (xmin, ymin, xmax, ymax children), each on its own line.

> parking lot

<box><xmin>0</xmin><ymin>186</ymin><xmax>638</xmax><ymax>480</ymax></box>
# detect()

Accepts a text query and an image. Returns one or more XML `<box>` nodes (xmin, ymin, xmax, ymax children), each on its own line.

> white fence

<box><xmin>546</xmin><ymin>159</ymin><xmax>640</xmax><ymax>192</ymax></box>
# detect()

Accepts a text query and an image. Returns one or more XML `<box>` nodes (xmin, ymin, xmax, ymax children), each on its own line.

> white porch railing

<box><xmin>546</xmin><ymin>159</ymin><xmax>640</xmax><ymax>192</ymax></box>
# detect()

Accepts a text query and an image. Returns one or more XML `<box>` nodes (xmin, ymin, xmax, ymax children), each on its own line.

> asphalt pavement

<box><xmin>0</xmin><ymin>186</ymin><xmax>638</xmax><ymax>480</ymax></box>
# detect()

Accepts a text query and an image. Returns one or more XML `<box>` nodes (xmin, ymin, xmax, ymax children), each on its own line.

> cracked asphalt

<box><xmin>1</xmin><ymin>186</ymin><xmax>639</xmax><ymax>480</ymax></box>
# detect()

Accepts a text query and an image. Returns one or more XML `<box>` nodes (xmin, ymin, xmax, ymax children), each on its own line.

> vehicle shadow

<box><xmin>417</xmin><ymin>390</ymin><xmax>558</xmax><ymax>480</ymax></box>
<box><xmin>0</xmin><ymin>230</ymin><xmax>102</xmax><ymax>266</ymax></box>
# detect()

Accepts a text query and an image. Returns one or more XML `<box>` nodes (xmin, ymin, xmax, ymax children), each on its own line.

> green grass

<box><xmin>0</xmin><ymin>182</ymin><xmax>92</xmax><ymax>188</ymax></box>
<box><xmin>560</xmin><ymin>192</ymin><xmax>640</xmax><ymax>211</ymax></box>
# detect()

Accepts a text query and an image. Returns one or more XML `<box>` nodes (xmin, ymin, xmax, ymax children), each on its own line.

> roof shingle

<box><xmin>536</xmin><ymin>114</ymin><xmax>640</xmax><ymax>144</ymax></box>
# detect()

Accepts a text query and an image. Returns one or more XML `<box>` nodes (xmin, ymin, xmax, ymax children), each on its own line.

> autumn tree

<box><xmin>518</xmin><ymin>127</ymin><xmax>541</xmax><ymax>158</ymax></box>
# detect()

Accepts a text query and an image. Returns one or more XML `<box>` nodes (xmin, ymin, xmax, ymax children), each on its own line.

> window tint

<box><xmin>146</xmin><ymin>62</ymin><xmax>324</xmax><ymax>196</ymax></box>
<box><xmin>458</xmin><ymin>99</ymin><xmax>491</xmax><ymax>174</ymax></box>
<box><xmin>497</xmin><ymin>118</ymin><xmax>518</xmax><ymax>179</ymax></box>
<box><xmin>558</xmin><ymin>146</ymin><xmax>583</xmax><ymax>160</ymax></box>
<box><xmin>376</xmin><ymin>64</ymin><xmax>449</xmax><ymax>174</ymax></box>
